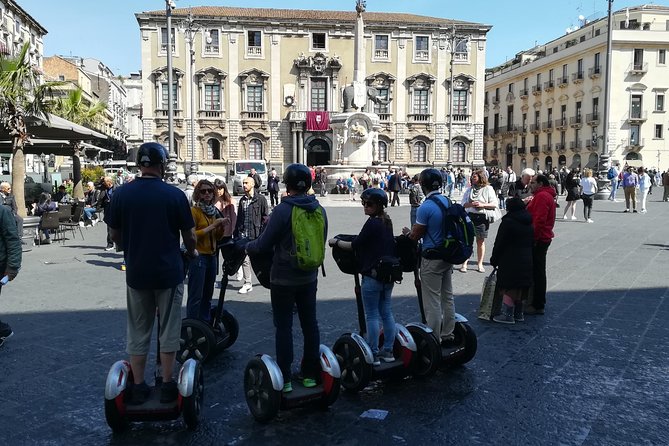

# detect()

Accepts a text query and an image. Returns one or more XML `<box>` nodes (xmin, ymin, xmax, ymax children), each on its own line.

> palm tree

<box><xmin>50</xmin><ymin>86</ymin><xmax>107</xmax><ymax>128</ymax></box>
<box><xmin>0</xmin><ymin>42</ymin><xmax>58</xmax><ymax>217</ymax></box>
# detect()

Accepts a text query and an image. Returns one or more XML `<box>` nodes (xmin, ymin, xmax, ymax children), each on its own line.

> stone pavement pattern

<box><xmin>1</xmin><ymin>190</ymin><xmax>668</xmax><ymax>445</ymax></box>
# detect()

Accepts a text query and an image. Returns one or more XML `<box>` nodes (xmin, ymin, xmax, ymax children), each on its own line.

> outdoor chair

<box><xmin>60</xmin><ymin>204</ymin><xmax>85</xmax><ymax>241</ymax></box>
<box><xmin>37</xmin><ymin>211</ymin><xmax>61</xmax><ymax>246</ymax></box>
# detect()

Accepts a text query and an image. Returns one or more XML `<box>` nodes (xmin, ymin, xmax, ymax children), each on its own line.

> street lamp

<box><xmin>165</xmin><ymin>0</ymin><xmax>178</xmax><ymax>183</ymax></box>
<box><xmin>39</xmin><ymin>152</ymin><xmax>48</xmax><ymax>184</ymax></box>
<box><xmin>178</xmin><ymin>10</ymin><xmax>202</xmax><ymax>176</ymax></box>
<box><xmin>595</xmin><ymin>0</ymin><xmax>614</xmax><ymax>199</ymax></box>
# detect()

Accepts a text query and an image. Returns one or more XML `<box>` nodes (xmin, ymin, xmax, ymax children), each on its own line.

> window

<box><xmin>204</xmin><ymin>29</ymin><xmax>219</xmax><ymax>54</ymax></box>
<box><xmin>415</xmin><ymin>36</ymin><xmax>429</xmax><ymax>62</ymax></box>
<box><xmin>659</xmin><ymin>49</ymin><xmax>666</xmax><ymax>65</ymax></box>
<box><xmin>413</xmin><ymin>141</ymin><xmax>427</xmax><ymax>162</ymax></box>
<box><xmin>454</xmin><ymin>38</ymin><xmax>468</xmax><ymax>61</ymax></box>
<box><xmin>58</xmin><ymin>75</ymin><xmax>65</xmax><ymax>81</ymax></box>
<box><xmin>249</xmin><ymin>139</ymin><xmax>263</xmax><ymax>159</ymax></box>
<box><xmin>577</xmin><ymin>58</ymin><xmax>583</xmax><ymax>75</ymax></box>
<box><xmin>562</xmin><ymin>64</ymin><xmax>568</xmax><ymax>78</ymax></box>
<box><xmin>631</xmin><ymin>95</ymin><xmax>642</xmax><ymax>118</ymax></box>
<box><xmin>161</xmin><ymin>82</ymin><xmax>178</xmax><ymax>109</ymax></box>
<box><xmin>655</xmin><ymin>124</ymin><xmax>663</xmax><ymax>139</ymax></box>
<box><xmin>633</xmin><ymin>48</ymin><xmax>644</xmax><ymax>69</ymax></box>
<box><xmin>311</xmin><ymin>32</ymin><xmax>326</xmax><ymax>51</ymax></box>
<box><xmin>452</xmin><ymin>141</ymin><xmax>465</xmax><ymax>163</ymax></box>
<box><xmin>378</xmin><ymin>141</ymin><xmax>388</xmax><ymax>162</ymax></box>
<box><xmin>630</xmin><ymin>125</ymin><xmax>640</xmax><ymax>145</ymax></box>
<box><xmin>453</xmin><ymin>89</ymin><xmax>468</xmax><ymax>116</ymax></box>
<box><xmin>374</xmin><ymin>35</ymin><xmax>389</xmax><ymax>60</ymax></box>
<box><xmin>207</xmin><ymin>138</ymin><xmax>221</xmax><ymax>160</ymax></box>
<box><xmin>655</xmin><ymin>93</ymin><xmax>665</xmax><ymax>112</ymax></box>
<box><xmin>311</xmin><ymin>78</ymin><xmax>327</xmax><ymax>111</ymax></box>
<box><xmin>203</xmin><ymin>84</ymin><xmax>220</xmax><ymax>110</ymax></box>
<box><xmin>414</xmin><ymin>89</ymin><xmax>429</xmax><ymax>115</ymax></box>
<box><xmin>247</xmin><ymin>30</ymin><xmax>262</xmax><ymax>56</ymax></box>
<box><xmin>247</xmin><ymin>85</ymin><xmax>263</xmax><ymax>112</ymax></box>
<box><xmin>161</xmin><ymin>27</ymin><xmax>175</xmax><ymax>53</ymax></box>
<box><xmin>374</xmin><ymin>87</ymin><xmax>389</xmax><ymax>114</ymax></box>
<box><xmin>508</xmin><ymin>83</ymin><xmax>514</xmax><ymax>93</ymax></box>
<box><xmin>549</xmin><ymin>69</ymin><xmax>554</xmax><ymax>81</ymax></box>
<box><xmin>594</xmin><ymin>52</ymin><xmax>601</xmax><ymax>70</ymax></box>
<box><xmin>536</xmin><ymin>73</ymin><xmax>541</xmax><ymax>86</ymax></box>
<box><xmin>592</xmin><ymin>97</ymin><xmax>599</xmax><ymax>115</ymax></box>
<box><xmin>576</xmin><ymin>101</ymin><xmax>582</xmax><ymax>119</ymax></box>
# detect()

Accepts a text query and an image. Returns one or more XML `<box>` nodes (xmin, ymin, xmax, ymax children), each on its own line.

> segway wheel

<box><xmin>182</xmin><ymin>361</ymin><xmax>204</xmax><ymax>430</ymax></box>
<box><xmin>333</xmin><ymin>335</ymin><xmax>370</xmax><ymax>393</ymax></box>
<box><xmin>244</xmin><ymin>358</ymin><xmax>281</xmax><ymax>423</ymax></box>
<box><xmin>178</xmin><ymin>318</ymin><xmax>217</xmax><ymax>363</ymax></box>
<box><xmin>451</xmin><ymin>322</ymin><xmax>478</xmax><ymax>366</ymax></box>
<box><xmin>407</xmin><ymin>325</ymin><xmax>440</xmax><ymax>378</ymax></box>
<box><xmin>104</xmin><ymin>398</ymin><xmax>128</xmax><ymax>433</ymax></box>
<box><xmin>216</xmin><ymin>309</ymin><xmax>239</xmax><ymax>350</ymax></box>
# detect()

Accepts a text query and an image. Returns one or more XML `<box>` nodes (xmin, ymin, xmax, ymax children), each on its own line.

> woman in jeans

<box><xmin>186</xmin><ymin>180</ymin><xmax>227</xmax><ymax>320</ymax></box>
<box><xmin>460</xmin><ymin>169</ymin><xmax>499</xmax><ymax>273</ymax></box>
<box><xmin>329</xmin><ymin>188</ymin><xmax>397</xmax><ymax>365</ymax></box>
<box><xmin>214</xmin><ymin>179</ymin><xmax>240</xmax><ymax>281</ymax></box>
<box><xmin>579</xmin><ymin>168</ymin><xmax>598</xmax><ymax>223</ymax></box>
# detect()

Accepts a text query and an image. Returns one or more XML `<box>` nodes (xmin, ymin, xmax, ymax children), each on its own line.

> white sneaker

<box><xmin>238</xmin><ymin>283</ymin><xmax>252</xmax><ymax>294</ymax></box>
<box><xmin>641</xmin><ymin>209</ymin><xmax>647</xmax><ymax>213</ymax></box>
<box><xmin>571</xmin><ymin>216</ymin><xmax>577</xmax><ymax>221</ymax></box>
<box><xmin>563</xmin><ymin>215</ymin><xmax>568</xmax><ymax>220</ymax></box>
<box><xmin>587</xmin><ymin>219</ymin><xmax>594</xmax><ymax>223</ymax></box>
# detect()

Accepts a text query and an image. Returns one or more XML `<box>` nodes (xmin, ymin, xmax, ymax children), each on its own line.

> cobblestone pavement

<box><xmin>1</xmin><ymin>189</ymin><xmax>668</xmax><ymax>445</ymax></box>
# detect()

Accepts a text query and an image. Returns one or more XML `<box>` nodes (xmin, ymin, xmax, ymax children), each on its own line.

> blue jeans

<box><xmin>83</xmin><ymin>207</ymin><xmax>96</xmax><ymax>220</ymax></box>
<box><xmin>410</xmin><ymin>206</ymin><xmax>418</xmax><ymax>227</ymax></box>
<box><xmin>186</xmin><ymin>253</ymin><xmax>218</xmax><ymax>320</ymax></box>
<box><xmin>360</xmin><ymin>275</ymin><xmax>396</xmax><ymax>354</ymax></box>
<box><xmin>271</xmin><ymin>281</ymin><xmax>320</xmax><ymax>381</ymax></box>
<box><xmin>609</xmin><ymin>179</ymin><xmax>619</xmax><ymax>200</ymax></box>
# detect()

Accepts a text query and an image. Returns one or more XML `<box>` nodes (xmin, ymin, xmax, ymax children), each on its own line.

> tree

<box><xmin>0</xmin><ymin>42</ymin><xmax>59</xmax><ymax>217</ymax></box>
<box><xmin>50</xmin><ymin>86</ymin><xmax>107</xmax><ymax>128</ymax></box>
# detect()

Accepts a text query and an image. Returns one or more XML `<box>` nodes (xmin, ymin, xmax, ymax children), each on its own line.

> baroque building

<box><xmin>484</xmin><ymin>4</ymin><xmax>669</xmax><ymax>173</ymax></box>
<box><xmin>135</xmin><ymin>6</ymin><xmax>490</xmax><ymax>173</ymax></box>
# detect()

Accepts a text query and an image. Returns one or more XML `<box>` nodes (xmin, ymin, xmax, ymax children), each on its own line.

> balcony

<box><xmin>542</xmin><ymin>120</ymin><xmax>553</xmax><ymax>132</ymax></box>
<box><xmin>555</xmin><ymin>142</ymin><xmax>566</xmax><ymax>153</ymax></box>
<box><xmin>247</xmin><ymin>45</ymin><xmax>262</xmax><ymax>57</ymax></box>
<box><xmin>569</xmin><ymin>115</ymin><xmax>583</xmax><ymax>128</ymax></box>
<box><xmin>415</xmin><ymin>50</ymin><xmax>429</xmax><ymax>62</ymax></box>
<box><xmin>530</xmin><ymin>146</ymin><xmax>540</xmax><ymax>155</ymax></box>
<box><xmin>589</xmin><ymin>66</ymin><xmax>601</xmax><ymax>79</ymax></box>
<box><xmin>627</xmin><ymin>111</ymin><xmax>647</xmax><ymax>123</ymax></box>
<box><xmin>518</xmin><ymin>124</ymin><xmax>528</xmax><ymax>135</ymax></box>
<box><xmin>586</xmin><ymin>113</ymin><xmax>599</xmax><ymax>126</ymax></box>
<box><xmin>517</xmin><ymin>146</ymin><xmax>526</xmax><ymax>155</ymax></box>
<box><xmin>506</xmin><ymin>92</ymin><xmax>515</xmax><ymax>102</ymax></box>
<box><xmin>198</xmin><ymin>109</ymin><xmax>226</xmax><ymax>124</ymax></box>
<box><xmin>241</xmin><ymin>110</ymin><xmax>268</xmax><ymax>129</ymax></box>
<box><xmin>530</xmin><ymin>123</ymin><xmax>542</xmax><ymax>134</ymax></box>
<box><xmin>378</xmin><ymin>113</ymin><xmax>392</xmax><ymax>121</ymax></box>
<box><xmin>542</xmin><ymin>144</ymin><xmax>552</xmax><ymax>154</ymax></box>
<box><xmin>532</xmin><ymin>85</ymin><xmax>542</xmax><ymax>95</ymax></box>
<box><xmin>492</xmin><ymin>95</ymin><xmax>500</xmax><ymax>105</ymax></box>
<box><xmin>374</xmin><ymin>49</ymin><xmax>389</xmax><ymax>59</ymax></box>
<box><xmin>628</xmin><ymin>62</ymin><xmax>648</xmax><ymax>75</ymax></box>
<box><xmin>570</xmin><ymin>141</ymin><xmax>583</xmax><ymax>153</ymax></box>
<box><xmin>408</xmin><ymin>113</ymin><xmax>431</xmax><ymax>123</ymax></box>
<box><xmin>557</xmin><ymin>76</ymin><xmax>569</xmax><ymax>88</ymax></box>
<box><xmin>154</xmin><ymin>108</ymin><xmax>183</xmax><ymax>127</ymax></box>
<box><xmin>543</xmin><ymin>80</ymin><xmax>555</xmax><ymax>92</ymax></box>
<box><xmin>519</xmin><ymin>88</ymin><xmax>529</xmax><ymax>99</ymax></box>
<box><xmin>585</xmin><ymin>140</ymin><xmax>598</xmax><ymax>151</ymax></box>
<box><xmin>450</xmin><ymin>114</ymin><xmax>471</xmax><ymax>123</ymax></box>
<box><xmin>554</xmin><ymin>118</ymin><xmax>568</xmax><ymax>130</ymax></box>
<box><xmin>628</xmin><ymin>138</ymin><xmax>645</xmax><ymax>150</ymax></box>
<box><xmin>572</xmin><ymin>72</ymin><xmax>585</xmax><ymax>83</ymax></box>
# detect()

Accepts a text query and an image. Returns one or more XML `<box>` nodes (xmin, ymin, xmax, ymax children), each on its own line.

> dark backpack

<box><xmin>607</xmin><ymin>167</ymin><xmax>616</xmax><ymax>180</ymax></box>
<box><xmin>423</xmin><ymin>195</ymin><xmax>475</xmax><ymax>265</ymax></box>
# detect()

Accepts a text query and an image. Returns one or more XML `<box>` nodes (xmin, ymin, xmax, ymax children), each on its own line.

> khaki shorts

<box><xmin>126</xmin><ymin>285</ymin><xmax>183</xmax><ymax>355</ymax></box>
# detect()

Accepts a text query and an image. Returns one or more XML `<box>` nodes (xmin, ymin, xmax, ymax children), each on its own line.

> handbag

<box><xmin>478</xmin><ymin>268</ymin><xmax>499</xmax><ymax>320</ymax></box>
<box><xmin>370</xmin><ymin>256</ymin><xmax>403</xmax><ymax>284</ymax></box>
<box><xmin>486</xmin><ymin>207</ymin><xmax>502</xmax><ymax>223</ymax></box>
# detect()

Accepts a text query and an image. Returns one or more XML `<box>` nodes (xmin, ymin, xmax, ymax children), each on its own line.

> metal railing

<box><xmin>588</xmin><ymin>66</ymin><xmax>601</xmax><ymax>78</ymax></box>
<box><xmin>571</xmin><ymin>72</ymin><xmax>584</xmax><ymax>82</ymax></box>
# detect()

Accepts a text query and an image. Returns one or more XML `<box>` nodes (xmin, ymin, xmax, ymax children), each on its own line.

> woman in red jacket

<box><xmin>526</xmin><ymin>174</ymin><xmax>557</xmax><ymax>315</ymax></box>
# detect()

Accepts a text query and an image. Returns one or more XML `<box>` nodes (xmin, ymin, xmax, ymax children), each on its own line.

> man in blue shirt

<box><xmin>106</xmin><ymin>142</ymin><xmax>197</xmax><ymax>405</ymax></box>
<box><xmin>402</xmin><ymin>168</ymin><xmax>456</xmax><ymax>347</ymax></box>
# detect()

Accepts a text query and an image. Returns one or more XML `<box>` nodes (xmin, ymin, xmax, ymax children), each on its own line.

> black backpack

<box><xmin>423</xmin><ymin>195</ymin><xmax>475</xmax><ymax>265</ymax></box>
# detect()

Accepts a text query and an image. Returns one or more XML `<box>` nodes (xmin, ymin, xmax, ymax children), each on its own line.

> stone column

<box><xmin>292</xmin><ymin>129</ymin><xmax>298</xmax><ymax>164</ymax></box>
<box><xmin>298</xmin><ymin>132</ymin><xmax>304</xmax><ymax>164</ymax></box>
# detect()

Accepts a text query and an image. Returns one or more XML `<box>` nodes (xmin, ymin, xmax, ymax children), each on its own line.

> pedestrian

<box><xmin>330</xmin><ymin>188</ymin><xmax>398</xmax><ymax>364</ymax></box>
<box><xmin>98</xmin><ymin>177</ymin><xmax>116</xmax><ymax>251</ymax></box>
<box><xmin>508</xmin><ymin>167</ymin><xmax>535</xmax><ymax>202</ymax></box>
<box><xmin>607</xmin><ymin>164</ymin><xmax>620</xmax><ymax>201</ymax></box>
<box><xmin>183</xmin><ymin>174</ymin><xmax>197</xmax><ymax>206</ymax></box>
<box><xmin>662</xmin><ymin>169</ymin><xmax>669</xmax><ymax>202</ymax></box>
<box><xmin>213</xmin><ymin>179</ymin><xmax>239</xmax><ymax>281</ymax></box>
<box><xmin>459</xmin><ymin>169</ymin><xmax>499</xmax><ymax>274</ymax></box>
<box><xmin>388</xmin><ymin>169</ymin><xmax>401</xmax><ymax>206</ymax></box>
<box><xmin>234</xmin><ymin>176</ymin><xmax>269</xmax><ymax>294</ymax></box>
<box><xmin>408</xmin><ymin>174</ymin><xmax>425</xmax><ymax>227</ymax></box>
<box><xmin>622</xmin><ymin>166</ymin><xmax>639</xmax><ymax>213</ymax></box>
<box><xmin>267</xmin><ymin>168</ymin><xmax>280</xmax><ymax>207</ymax></box>
<box><xmin>0</xmin><ymin>203</ymin><xmax>21</xmax><ymax>345</ymax></box>
<box><xmin>402</xmin><ymin>168</ymin><xmax>458</xmax><ymax>347</ymax></box>
<box><xmin>580</xmin><ymin>168</ymin><xmax>598</xmax><ymax>223</ymax></box>
<box><xmin>490</xmin><ymin>197</ymin><xmax>534</xmax><ymax>324</ymax></box>
<box><xmin>186</xmin><ymin>180</ymin><xmax>227</xmax><ymax>320</ymax></box>
<box><xmin>248</xmin><ymin>167</ymin><xmax>262</xmax><ymax>191</ymax></box>
<box><xmin>246</xmin><ymin>164</ymin><xmax>325</xmax><ymax>393</ymax></box>
<box><xmin>0</xmin><ymin>182</ymin><xmax>24</xmax><ymax>244</ymax></box>
<box><xmin>562</xmin><ymin>169</ymin><xmax>581</xmax><ymax>220</ymax></box>
<box><xmin>526</xmin><ymin>174</ymin><xmax>556</xmax><ymax>315</ymax></box>
<box><xmin>105</xmin><ymin>142</ymin><xmax>198</xmax><ymax>405</ymax></box>
<box><xmin>347</xmin><ymin>173</ymin><xmax>358</xmax><ymax>201</ymax></box>
<box><xmin>317</xmin><ymin>167</ymin><xmax>328</xmax><ymax>197</ymax></box>
<box><xmin>32</xmin><ymin>192</ymin><xmax>57</xmax><ymax>244</ymax></box>
<box><xmin>638</xmin><ymin>167</ymin><xmax>651</xmax><ymax>213</ymax></box>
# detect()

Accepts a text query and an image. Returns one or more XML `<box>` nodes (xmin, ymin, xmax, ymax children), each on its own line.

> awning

<box><xmin>623</xmin><ymin>159</ymin><xmax>644</xmax><ymax>168</ymax></box>
<box><xmin>24</xmin><ymin>114</ymin><xmax>107</xmax><ymax>140</ymax></box>
<box><xmin>81</xmin><ymin>142</ymin><xmax>113</xmax><ymax>153</ymax></box>
<box><xmin>0</xmin><ymin>139</ymin><xmax>109</xmax><ymax>157</ymax></box>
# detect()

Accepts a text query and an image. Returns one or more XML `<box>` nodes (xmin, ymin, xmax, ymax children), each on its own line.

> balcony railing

<box><xmin>530</xmin><ymin>123</ymin><xmax>541</xmax><ymax>133</ymax></box>
<box><xmin>198</xmin><ymin>110</ymin><xmax>224</xmax><ymax>119</ymax></box>
<box><xmin>572</xmin><ymin>72</ymin><xmax>585</xmax><ymax>83</ymax></box>
<box><xmin>555</xmin><ymin>143</ymin><xmax>566</xmax><ymax>152</ymax></box>
<box><xmin>408</xmin><ymin>113</ymin><xmax>431</xmax><ymax>123</ymax></box>
<box><xmin>530</xmin><ymin>146</ymin><xmax>540</xmax><ymax>154</ymax></box>
<box><xmin>374</xmin><ymin>49</ymin><xmax>389</xmax><ymax>59</ymax></box>
<box><xmin>542</xmin><ymin>144</ymin><xmax>552</xmax><ymax>154</ymax></box>
<box><xmin>544</xmin><ymin>80</ymin><xmax>555</xmax><ymax>91</ymax></box>
<box><xmin>570</xmin><ymin>141</ymin><xmax>583</xmax><ymax>152</ymax></box>
<box><xmin>627</xmin><ymin>111</ymin><xmax>648</xmax><ymax>122</ymax></box>
<box><xmin>450</xmin><ymin>114</ymin><xmax>471</xmax><ymax>122</ymax></box>
<box><xmin>557</xmin><ymin>76</ymin><xmax>569</xmax><ymax>87</ymax></box>
<box><xmin>569</xmin><ymin>115</ymin><xmax>583</xmax><ymax>127</ymax></box>
<box><xmin>415</xmin><ymin>50</ymin><xmax>429</xmax><ymax>61</ymax></box>
<box><xmin>517</xmin><ymin>146</ymin><xmax>526</xmax><ymax>155</ymax></box>
<box><xmin>532</xmin><ymin>85</ymin><xmax>542</xmax><ymax>95</ymax></box>
<box><xmin>247</xmin><ymin>45</ymin><xmax>262</xmax><ymax>56</ymax></box>
<box><xmin>492</xmin><ymin>95</ymin><xmax>500</xmax><ymax>105</ymax></box>
<box><xmin>586</xmin><ymin>113</ymin><xmax>600</xmax><ymax>125</ymax></box>
<box><xmin>629</xmin><ymin>62</ymin><xmax>648</xmax><ymax>75</ymax></box>
<box><xmin>241</xmin><ymin>110</ymin><xmax>267</xmax><ymax>120</ymax></box>
<box><xmin>378</xmin><ymin>113</ymin><xmax>392</xmax><ymax>121</ymax></box>
<box><xmin>629</xmin><ymin>138</ymin><xmax>645</xmax><ymax>149</ymax></box>
<box><xmin>519</xmin><ymin>88</ymin><xmax>529</xmax><ymax>98</ymax></box>
<box><xmin>554</xmin><ymin>118</ymin><xmax>568</xmax><ymax>130</ymax></box>
<box><xmin>589</xmin><ymin>66</ymin><xmax>601</xmax><ymax>78</ymax></box>
<box><xmin>156</xmin><ymin>109</ymin><xmax>182</xmax><ymax>118</ymax></box>
<box><xmin>518</xmin><ymin>124</ymin><xmax>528</xmax><ymax>134</ymax></box>
<box><xmin>543</xmin><ymin>120</ymin><xmax>553</xmax><ymax>132</ymax></box>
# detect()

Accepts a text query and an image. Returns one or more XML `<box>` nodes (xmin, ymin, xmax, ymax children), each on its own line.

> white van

<box><xmin>231</xmin><ymin>160</ymin><xmax>268</xmax><ymax>195</ymax></box>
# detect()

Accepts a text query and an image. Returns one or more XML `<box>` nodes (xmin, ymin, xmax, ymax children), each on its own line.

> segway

<box><xmin>104</xmin><ymin>312</ymin><xmax>204</xmax><ymax>432</ymax></box>
<box><xmin>178</xmin><ymin>239</ymin><xmax>244</xmax><ymax>363</ymax></box>
<box><xmin>243</xmin><ymin>248</ymin><xmax>341</xmax><ymax>423</ymax></box>
<box><xmin>330</xmin><ymin>234</ymin><xmax>437</xmax><ymax>393</ymax></box>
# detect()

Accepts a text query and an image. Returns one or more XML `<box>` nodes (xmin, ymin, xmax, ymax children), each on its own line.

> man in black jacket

<box><xmin>0</xmin><ymin>182</ymin><xmax>24</xmax><ymax>244</ymax></box>
<box><xmin>235</xmin><ymin>176</ymin><xmax>269</xmax><ymax>294</ymax></box>
<box><xmin>388</xmin><ymin>169</ymin><xmax>402</xmax><ymax>206</ymax></box>
<box><xmin>0</xmin><ymin>204</ymin><xmax>21</xmax><ymax>344</ymax></box>
<box><xmin>249</xmin><ymin>168</ymin><xmax>262</xmax><ymax>191</ymax></box>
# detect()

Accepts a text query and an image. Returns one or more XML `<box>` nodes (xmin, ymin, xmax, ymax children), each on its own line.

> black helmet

<box><xmin>360</xmin><ymin>187</ymin><xmax>388</xmax><ymax>207</ymax></box>
<box><xmin>419</xmin><ymin>168</ymin><xmax>443</xmax><ymax>192</ymax></box>
<box><xmin>136</xmin><ymin>142</ymin><xmax>167</xmax><ymax>168</ymax></box>
<box><xmin>283</xmin><ymin>163</ymin><xmax>312</xmax><ymax>192</ymax></box>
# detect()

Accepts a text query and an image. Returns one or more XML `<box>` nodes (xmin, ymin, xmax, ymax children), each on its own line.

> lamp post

<box><xmin>39</xmin><ymin>152</ymin><xmax>47</xmax><ymax>184</ymax></box>
<box><xmin>447</xmin><ymin>26</ymin><xmax>469</xmax><ymax>167</ymax></box>
<box><xmin>165</xmin><ymin>0</ymin><xmax>178</xmax><ymax>184</ymax></box>
<box><xmin>178</xmin><ymin>10</ymin><xmax>202</xmax><ymax>176</ymax></box>
<box><xmin>595</xmin><ymin>0</ymin><xmax>614</xmax><ymax>199</ymax></box>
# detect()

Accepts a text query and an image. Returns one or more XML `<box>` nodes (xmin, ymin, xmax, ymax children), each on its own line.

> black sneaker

<box><xmin>160</xmin><ymin>380</ymin><xmax>178</xmax><ymax>403</ymax></box>
<box><xmin>128</xmin><ymin>381</ymin><xmax>151</xmax><ymax>405</ymax></box>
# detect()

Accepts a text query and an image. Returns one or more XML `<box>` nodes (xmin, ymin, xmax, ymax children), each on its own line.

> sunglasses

<box><xmin>200</xmin><ymin>189</ymin><xmax>214</xmax><ymax>194</ymax></box>
<box><xmin>361</xmin><ymin>201</ymin><xmax>374</xmax><ymax>207</ymax></box>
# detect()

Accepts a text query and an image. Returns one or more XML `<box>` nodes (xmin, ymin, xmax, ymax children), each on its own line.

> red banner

<box><xmin>306</xmin><ymin>111</ymin><xmax>330</xmax><ymax>132</ymax></box>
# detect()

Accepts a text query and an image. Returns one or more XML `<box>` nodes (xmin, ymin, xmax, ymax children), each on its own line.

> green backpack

<box><xmin>291</xmin><ymin>205</ymin><xmax>326</xmax><ymax>271</ymax></box>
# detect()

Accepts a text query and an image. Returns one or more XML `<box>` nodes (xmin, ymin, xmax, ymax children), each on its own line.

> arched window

<box><xmin>558</xmin><ymin>154</ymin><xmax>567</xmax><ymax>166</ymax></box>
<box><xmin>520</xmin><ymin>157</ymin><xmax>527</xmax><ymax>170</ymax></box>
<box><xmin>378</xmin><ymin>141</ymin><xmax>388</xmax><ymax>162</ymax></box>
<box><xmin>249</xmin><ymin>138</ymin><xmax>263</xmax><ymax>159</ymax></box>
<box><xmin>587</xmin><ymin>153</ymin><xmax>598</xmax><ymax>169</ymax></box>
<box><xmin>452</xmin><ymin>141</ymin><xmax>465</xmax><ymax>163</ymax></box>
<box><xmin>545</xmin><ymin>155</ymin><xmax>553</xmax><ymax>171</ymax></box>
<box><xmin>207</xmin><ymin>138</ymin><xmax>221</xmax><ymax>160</ymax></box>
<box><xmin>625</xmin><ymin>152</ymin><xmax>641</xmax><ymax>160</ymax></box>
<box><xmin>413</xmin><ymin>141</ymin><xmax>427</xmax><ymax>162</ymax></box>
<box><xmin>571</xmin><ymin>154</ymin><xmax>581</xmax><ymax>169</ymax></box>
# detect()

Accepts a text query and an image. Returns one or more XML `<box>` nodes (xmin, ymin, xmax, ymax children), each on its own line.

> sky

<box><xmin>16</xmin><ymin>0</ymin><xmax>665</xmax><ymax>76</ymax></box>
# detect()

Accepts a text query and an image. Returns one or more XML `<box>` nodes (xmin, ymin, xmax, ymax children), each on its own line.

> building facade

<box><xmin>484</xmin><ymin>5</ymin><xmax>669</xmax><ymax>173</ymax></box>
<box><xmin>135</xmin><ymin>6</ymin><xmax>490</xmax><ymax>173</ymax></box>
<box><xmin>124</xmin><ymin>72</ymin><xmax>144</xmax><ymax>149</ymax></box>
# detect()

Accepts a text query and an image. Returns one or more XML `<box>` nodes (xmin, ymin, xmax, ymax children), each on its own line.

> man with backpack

<box><xmin>607</xmin><ymin>163</ymin><xmax>620</xmax><ymax>201</ymax></box>
<box><xmin>402</xmin><ymin>168</ymin><xmax>473</xmax><ymax>347</ymax></box>
<box><xmin>246</xmin><ymin>163</ymin><xmax>326</xmax><ymax>393</ymax></box>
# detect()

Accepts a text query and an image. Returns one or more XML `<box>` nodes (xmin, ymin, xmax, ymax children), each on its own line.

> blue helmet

<box><xmin>136</xmin><ymin>142</ymin><xmax>167</xmax><ymax>168</ymax></box>
<box><xmin>360</xmin><ymin>187</ymin><xmax>388</xmax><ymax>207</ymax></box>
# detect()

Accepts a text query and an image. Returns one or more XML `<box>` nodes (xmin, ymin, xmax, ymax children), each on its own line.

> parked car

<box><xmin>231</xmin><ymin>160</ymin><xmax>268</xmax><ymax>195</ymax></box>
<box><xmin>194</xmin><ymin>170</ymin><xmax>226</xmax><ymax>184</ymax></box>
